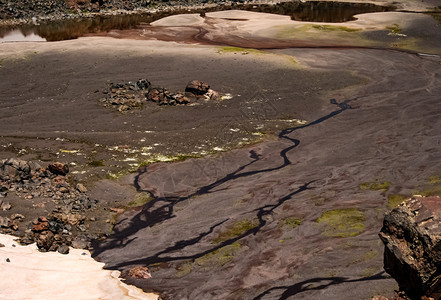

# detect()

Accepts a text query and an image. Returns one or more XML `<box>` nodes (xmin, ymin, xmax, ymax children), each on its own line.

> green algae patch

<box><xmin>128</xmin><ymin>192</ymin><xmax>153</xmax><ymax>207</ymax></box>
<box><xmin>217</xmin><ymin>46</ymin><xmax>263</xmax><ymax>55</ymax></box>
<box><xmin>318</xmin><ymin>208</ymin><xmax>366</xmax><ymax>238</ymax></box>
<box><xmin>176</xmin><ymin>262</ymin><xmax>193</xmax><ymax>277</ymax></box>
<box><xmin>386</xmin><ymin>24</ymin><xmax>402</xmax><ymax>34</ymax></box>
<box><xmin>311</xmin><ymin>24</ymin><xmax>361</xmax><ymax>32</ymax></box>
<box><xmin>273</xmin><ymin>24</ymin><xmax>360</xmax><ymax>39</ymax></box>
<box><xmin>212</xmin><ymin>219</ymin><xmax>259</xmax><ymax>244</ymax></box>
<box><xmin>87</xmin><ymin>160</ymin><xmax>104</xmax><ymax>167</ymax></box>
<box><xmin>415</xmin><ymin>185</ymin><xmax>441</xmax><ymax>197</ymax></box>
<box><xmin>387</xmin><ymin>194</ymin><xmax>407</xmax><ymax>209</ymax></box>
<box><xmin>413</xmin><ymin>176</ymin><xmax>441</xmax><ymax>196</ymax></box>
<box><xmin>195</xmin><ymin>242</ymin><xmax>242</xmax><ymax>267</ymax></box>
<box><xmin>283</xmin><ymin>217</ymin><xmax>302</xmax><ymax>228</ymax></box>
<box><xmin>359</xmin><ymin>180</ymin><xmax>391</xmax><ymax>192</ymax></box>
<box><xmin>429</xmin><ymin>175</ymin><xmax>441</xmax><ymax>184</ymax></box>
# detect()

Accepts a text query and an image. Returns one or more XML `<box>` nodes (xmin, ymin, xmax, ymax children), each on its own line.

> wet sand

<box><xmin>1</xmin><ymin>6</ymin><xmax>441</xmax><ymax>300</ymax></box>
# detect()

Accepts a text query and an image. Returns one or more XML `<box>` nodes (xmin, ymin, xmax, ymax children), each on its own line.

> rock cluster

<box><xmin>0</xmin><ymin>158</ymin><xmax>99</xmax><ymax>254</ymax></box>
<box><xmin>101</xmin><ymin>79</ymin><xmax>219</xmax><ymax>111</ymax></box>
<box><xmin>379</xmin><ymin>196</ymin><xmax>441</xmax><ymax>299</ymax></box>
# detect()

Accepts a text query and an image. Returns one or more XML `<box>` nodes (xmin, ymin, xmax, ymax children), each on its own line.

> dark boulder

<box><xmin>379</xmin><ymin>196</ymin><xmax>441</xmax><ymax>299</ymax></box>
<box><xmin>48</xmin><ymin>162</ymin><xmax>69</xmax><ymax>176</ymax></box>
<box><xmin>136</xmin><ymin>78</ymin><xmax>151</xmax><ymax>90</ymax></box>
<box><xmin>185</xmin><ymin>80</ymin><xmax>210</xmax><ymax>96</ymax></box>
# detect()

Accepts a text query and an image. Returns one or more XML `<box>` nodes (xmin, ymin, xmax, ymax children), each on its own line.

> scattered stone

<box><xmin>71</xmin><ymin>236</ymin><xmax>89</xmax><ymax>249</ymax></box>
<box><xmin>205</xmin><ymin>89</ymin><xmax>220</xmax><ymax>101</ymax></box>
<box><xmin>32</xmin><ymin>217</ymin><xmax>49</xmax><ymax>232</ymax></box>
<box><xmin>48</xmin><ymin>162</ymin><xmax>69</xmax><ymax>176</ymax></box>
<box><xmin>0</xmin><ymin>216</ymin><xmax>9</xmax><ymax>228</ymax></box>
<box><xmin>185</xmin><ymin>80</ymin><xmax>210</xmax><ymax>96</ymax></box>
<box><xmin>0</xmin><ymin>243</ymin><xmax>4</xmax><ymax>247</ymax></box>
<box><xmin>379</xmin><ymin>195</ymin><xmax>441</xmax><ymax>299</ymax></box>
<box><xmin>0</xmin><ymin>158</ymin><xmax>99</xmax><ymax>252</ymax></box>
<box><xmin>6</xmin><ymin>258</ymin><xmax>10</xmax><ymax>262</ymax></box>
<box><xmin>0</xmin><ymin>186</ymin><xmax>7</xmax><ymax>198</ymax></box>
<box><xmin>128</xmin><ymin>266</ymin><xmax>152</xmax><ymax>279</ymax></box>
<box><xmin>57</xmin><ymin>244</ymin><xmax>70</xmax><ymax>255</ymax></box>
<box><xmin>76</xmin><ymin>183</ymin><xmax>87</xmax><ymax>193</ymax></box>
<box><xmin>0</xmin><ymin>158</ymin><xmax>31</xmax><ymax>182</ymax></box>
<box><xmin>10</xmin><ymin>214</ymin><xmax>25</xmax><ymax>221</ymax></box>
<box><xmin>0</xmin><ymin>200</ymin><xmax>11</xmax><ymax>211</ymax></box>
<box><xmin>36</xmin><ymin>231</ymin><xmax>55</xmax><ymax>252</ymax></box>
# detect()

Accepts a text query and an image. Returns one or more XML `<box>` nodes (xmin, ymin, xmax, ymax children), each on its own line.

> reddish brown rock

<box><xmin>48</xmin><ymin>162</ymin><xmax>69</xmax><ymax>176</ymax></box>
<box><xmin>379</xmin><ymin>196</ymin><xmax>441</xmax><ymax>299</ymax></box>
<box><xmin>185</xmin><ymin>80</ymin><xmax>210</xmax><ymax>96</ymax></box>
<box><xmin>146</xmin><ymin>88</ymin><xmax>168</xmax><ymax>103</ymax></box>
<box><xmin>128</xmin><ymin>266</ymin><xmax>152</xmax><ymax>279</ymax></box>
<box><xmin>32</xmin><ymin>217</ymin><xmax>49</xmax><ymax>232</ymax></box>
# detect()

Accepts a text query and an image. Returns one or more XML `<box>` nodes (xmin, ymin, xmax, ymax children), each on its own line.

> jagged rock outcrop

<box><xmin>379</xmin><ymin>196</ymin><xmax>441</xmax><ymax>299</ymax></box>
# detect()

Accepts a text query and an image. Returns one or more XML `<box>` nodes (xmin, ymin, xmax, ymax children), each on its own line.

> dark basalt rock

<box><xmin>185</xmin><ymin>79</ymin><xmax>210</xmax><ymax>96</ymax></box>
<box><xmin>48</xmin><ymin>162</ymin><xmax>69</xmax><ymax>176</ymax></box>
<box><xmin>379</xmin><ymin>196</ymin><xmax>441</xmax><ymax>299</ymax></box>
<box><xmin>0</xmin><ymin>158</ymin><xmax>31</xmax><ymax>182</ymax></box>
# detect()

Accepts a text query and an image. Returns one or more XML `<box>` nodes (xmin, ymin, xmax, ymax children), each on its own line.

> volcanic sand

<box><xmin>1</xmin><ymin>8</ymin><xmax>441</xmax><ymax>300</ymax></box>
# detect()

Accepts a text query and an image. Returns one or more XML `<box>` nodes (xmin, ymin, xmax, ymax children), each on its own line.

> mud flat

<box><xmin>1</xmin><ymin>5</ymin><xmax>441</xmax><ymax>300</ymax></box>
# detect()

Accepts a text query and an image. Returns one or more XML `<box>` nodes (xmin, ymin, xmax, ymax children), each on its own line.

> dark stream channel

<box><xmin>0</xmin><ymin>1</ymin><xmax>394</xmax><ymax>42</ymax></box>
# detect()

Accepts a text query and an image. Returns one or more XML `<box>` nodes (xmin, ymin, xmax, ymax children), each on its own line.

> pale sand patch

<box><xmin>150</xmin><ymin>10</ymin><xmax>431</xmax><ymax>39</ymax></box>
<box><xmin>0</xmin><ymin>234</ymin><xmax>158</xmax><ymax>300</ymax></box>
<box><xmin>150</xmin><ymin>13</ymin><xmax>206</xmax><ymax>27</ymax></box>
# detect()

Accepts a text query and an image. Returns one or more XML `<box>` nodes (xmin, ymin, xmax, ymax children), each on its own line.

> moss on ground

<box><xmin>311</xmin><ymin>24</ymin><xmax>360</xmax><ymax>32</ymax></box>
<box><xmin>317</xmin><ymin>208</ymin><xmax>366</xmax><ymax>238</ymax></box>
<box><xmin>386</xmin><ymin>23</ymin><xmax>402</xmax><ymax>34</ymax></box>
<box><xmin>415</xmin><ymin>185</ymin><xmax>441</xmax><ymax>197</ymax></box>
<box><xmin>175</xmin><ymin>262</ymin><xmax>193</xmax><ymax>277</ymax></box>
<box><xmin>128</xmin><ymin>192</ymin><xmax>153</xmax><ymax>207</ymax></box>
<box><xmin>217</xmin><ymin>46</ymin><xmax>263</xmax><ymax>54</ymax></box>
<box><xmin>413</xmin><ymin>176</ymin><xmax>441</xmax><ymax>196</ymax></box>
<box><xmin>359</xmin><ymin>180</ymin><xmax>391</xmax><ymax>192</ymax></box>
<box><xmin>195</xmin><ymin>242</ymin><xmax>242</xmax><ymax>267</ymax></box>
<box><xmin>212</xmin><ymin>219</ymin><xmax>259</xmax><ymax>244</ymax></box>
<box><xmin>87</xmin><ymin>160</ymin><xmax>104</xmax><ymax>167</ymax></box>
<box><xmin>429</xmin><ymin>175</ymin><xmax>441</xmax><ymax>184</ymax></box>
<box><xmin>283</xmin><ymin>217</ymin><xmax>302</xmax><ymax>228</ymax></box>
<box><xmin>387</xmin><ymin>194</ymin><xmax>407</xmax><ymax>209</ymax></box>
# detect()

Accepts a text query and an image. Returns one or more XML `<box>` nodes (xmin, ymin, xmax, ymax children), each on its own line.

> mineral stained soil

<box><xmin>1</xmin><ymin>4</ymin><xmax>441</xmax><ymax>300</ymax></box>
